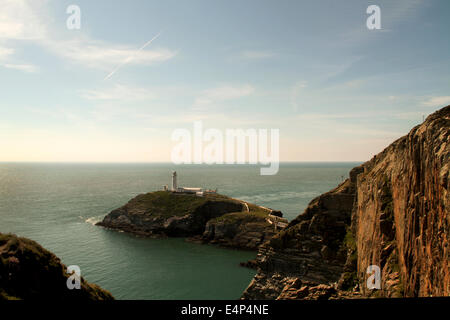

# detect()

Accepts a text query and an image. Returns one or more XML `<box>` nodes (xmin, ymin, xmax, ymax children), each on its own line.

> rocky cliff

<box><xmin>353</xmin><ymin>105</ymin><xmax>449</xmax><ymax>297</ymax></box>
<box><xmin>97</xmin><ymin>191</ymin><xmax>283</xmax><ymax>250</ymax></box>
<box><xmin>198</xmin><ymin>204</ymin><xmax>279</xmax><ymax>250</ymax></box>
<box><xmin>242</xmin><ymin>105</ymin><xmax>449</xmax><ymax>299</ymax></box>
<box><xmin>0</xmin><ymin>233</ymin><xmax>114</xmax><ymax>300</ymax></box>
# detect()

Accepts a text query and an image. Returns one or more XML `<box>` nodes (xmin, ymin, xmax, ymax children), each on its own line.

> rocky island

<box><xmin>97</xmin><ymin>191</ymin><xmax>288</xmax><ymax>250</ymax></box>
<box><xmin>242</xmin><ymin>105</ymin><xmax>449</xmax><ymax>299</ymax></box>
<box><xmin>0</xmin><ymin>233</ymin><xmax>113</xmax><ymax>300</ymax></box>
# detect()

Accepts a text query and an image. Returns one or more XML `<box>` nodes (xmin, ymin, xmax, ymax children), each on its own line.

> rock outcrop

<box><xmin>97</xmin><ymin>191</ymin><xmax>283</xmax><ymax>250</ymax></box>
<box><xmin>199</xmin><ymin>210</ymin><xmax>278</xmax><ymax>250</ymax></box>
<box><xmin>0</xmin><ymin>233</ymin><xmax>114</xmax><ymax>300</ymax></box>
<box><xmin>97</xmin><ymin>192</ymin><xmax>243</xmax><ymax>237</ymax></box>
<box><xmin>242</xmin><ymin>175</ymin><xmax>360</xmax><ymax>299</ymax></box>
<box><xmin>242</xmin><ymin>105</ymin><xmax>449</xmax><ymax>299</ymax></box>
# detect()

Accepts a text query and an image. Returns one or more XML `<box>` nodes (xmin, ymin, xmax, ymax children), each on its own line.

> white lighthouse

<box><xmin>171</xmin><ymin>171</ymin><xmax>178</xmax><ymax>191</ymax></box>
<box><xmin>164</xmin><ymin>171</ymin><xmax>216</xmax><ymax>196</ymax></box>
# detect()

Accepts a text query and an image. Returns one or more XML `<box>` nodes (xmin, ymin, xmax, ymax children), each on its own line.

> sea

<box><xmin>0</xmin><ymin>162</ymin><xmax>359</xmax><ymax>299</ymax></box>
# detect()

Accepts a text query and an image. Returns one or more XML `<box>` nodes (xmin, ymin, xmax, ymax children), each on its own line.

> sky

<box><xmin>0</xmin><ymin>0</ymin><xmax>449</xmax><ymax>162</ymax></box>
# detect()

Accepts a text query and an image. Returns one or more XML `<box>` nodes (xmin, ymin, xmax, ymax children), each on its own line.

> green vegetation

<box><xmin>0</xmin><ymin>233</ymin><xmax>114</xmax><ymax>300</ymax></box>
<box><xmin>339</xmin><ymin>227</ymin><xmax>359</xmax><ymax>291</ymax></box>
<box><xmin>340</xmin><ymin>271</ymin><xmax>358</xmax><ymax>291</ymax></box>
<box><xmin>204</xmin><ymin>197</ymin><xmax>271</xmax><ymax>224</ymax></box>
<box><xmin>246</xmin><ymin>203</ymin><xmax>270</xmax><ymax>214</ymax></box>
<box><xmin>125</xmin><ymin>191</ymin><xmax>273</xmax><ymax>221</ymax></box>
<box><xmin>386</xmin><ymin>241</ymin><xmax>400</xmax><ymax>273</ymax></box>
<box><xmin>0</xmin><ymin>233</ymin><xmax>59</xmax><ymax>269</ymax></box>
<box><xmin>211</xmin><ymin>210</ymin><xmax>268</xmax><ymax>223</ymax></box>
<box><xmin>126</xmin><ymin>191</ymin><xmax>241</xmax><ymax>218</ymax></box>
<box><xmin>381</xmin><ymin>175</ymin><xmax>394</xmax><ymax>221</ymax></box>
<box><xmin>343</xmin><ymin>227</ymin><xmax>357</xmax><ymax>252</ymax></box>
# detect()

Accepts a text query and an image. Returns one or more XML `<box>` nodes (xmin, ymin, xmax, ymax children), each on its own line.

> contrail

<box><xmin>104</xmin><ymin>31</ymin><xmax>162</xmax><ymax>80</ymax></box>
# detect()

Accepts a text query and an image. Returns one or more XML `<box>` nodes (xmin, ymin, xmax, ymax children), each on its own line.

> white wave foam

<box><xmin>85</xmin><ymin>216</ymin><xmax>103</xmax><ymax>225</ymax></box>
<box><xmin>237</xmin><ymin>191</ymin><xmax>319</xmax><ymax>204</ymax></box>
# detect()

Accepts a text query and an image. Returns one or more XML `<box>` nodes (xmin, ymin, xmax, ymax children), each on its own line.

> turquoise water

<box><xmin>0</xmin><ymin>162</ymin><xmax>358</xmax><ymax>299</ymax></box>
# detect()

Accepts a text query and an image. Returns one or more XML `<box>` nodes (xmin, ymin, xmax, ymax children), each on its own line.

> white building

<box><xmin>166</xmin><ymin>171</ymin><xmax>217</xmax><ymax>196</ymax></box>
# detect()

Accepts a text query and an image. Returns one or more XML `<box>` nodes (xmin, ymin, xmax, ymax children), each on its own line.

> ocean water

<box><xmin>0</xmin><ymin>162</ymin><xmax>359</xmax><ymax>299</ymax></box>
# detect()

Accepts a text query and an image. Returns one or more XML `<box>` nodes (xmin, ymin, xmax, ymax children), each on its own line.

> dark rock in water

<box><xmin>0</xmin><ymin>233</ymin><xmax>113</xmax><ymax>300</ymax></box>
<box><xmin>97</xmin><ymin>191</ymin><xmax>283</xmax><ymax>250</ymax></box>
<box><xmin>242</xmin><ymin>105</ymin><xmax>449</xmax><ymax>299</ymax></box>
<box><xmin>240</xmin><ymin>259</ymin><xmax>258</xmax><ymax>269</ymax></box>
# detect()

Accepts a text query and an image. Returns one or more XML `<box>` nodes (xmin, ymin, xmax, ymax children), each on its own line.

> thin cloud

<box><xmin>0</xmin><ymin>0</ymin><xmax>47</xmax><ymax>40</ymax></box>
<box><xmin>42</xmin><ymin>36</ymin><xmax>175</xmax><ymax>73</ymax></box>
<box><xmin>0</xmin><ymin>46</ymin><xmax>38</xmax><ymax>73</ymax></box>
<box><xmin>194</xmin><ymin>84</ymin><xmax>255</xmax><ymax>108</ymax></box>
<box><xmin>3</xmin><ymin>63</ymin><xmax>38</xmax><ymax>72</ymax></box>
<box><xmin>0</xmin><ymin>1</ymin><xmax>175</xmax><ymax>74</ymax></box>
<box><xmin>81</xmin><ymin>84</ymin><xmax>157</xmax><ymax>101</ymax></box>
<box><xmin>0</xmin><ymin>47</ymin><xmax>14</xmax><ymax>59</ymax></box>
<box><xmin>422</xmin><ymin>96</ymin><xmax>450</xmax><ymax>107</ymax></box>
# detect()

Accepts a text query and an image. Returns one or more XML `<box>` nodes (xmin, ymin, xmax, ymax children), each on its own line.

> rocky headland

<box><xmin>97</xmin><ymin>191</ymin><xmax>286</xmax><ymax>250</ymax></box>
<box><xmin>242</xmin><ymin>105</ymin><xmax>449</xmax><ymax>299</ymax></box>
<box><xmin>0</xmin><ymin>233</ymin><xmax>114</xmax><ymax>300</ymax></box>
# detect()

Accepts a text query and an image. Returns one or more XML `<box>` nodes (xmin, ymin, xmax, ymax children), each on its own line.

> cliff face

<box><xmin>354</xmin><ymin>105</ymin><xmax>449</xmax><ymax>297</ymax></box>
<box><xmin>242</xmin><ymin>105</ymin><xmax>449</xmax><ymax>299</ymax></box>
<box><xmin>98</xmin><ymin>191</ymin><xmax>281</xmax><ymax>250</ymax></box>
<box><xmin>242</xmin><ymin>173</ymin><xmax>360</xmax><ymax>299</ymax></box>
<box><xmin>0</xmin><ymin>233</ymin><xmax>114</xmax><ymax>300</ymax></box>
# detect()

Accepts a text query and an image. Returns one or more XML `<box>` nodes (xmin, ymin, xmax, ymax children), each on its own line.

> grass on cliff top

<box><xmin>209</xmin><ymin>203</ymin><xmax>271</xmax><ymax>223</ymax></box>
<box><xmin>0</xmin><ymin>233</ymin><xmax>59</xmax><ymax>268</ymax></box>
<box><xmin>211</xmin><ymin>210</ymin><xmax>269</xmax><ymax>224</ymax></box>
<box><xmin>0</xmin><ymin>233</ymin><xmax>114</xmax><ymax>300</ymax></box>
<box><xmin>125</xmin><ymin>191</ymin><xmax>242</xmax><ymax>217</ymax></box>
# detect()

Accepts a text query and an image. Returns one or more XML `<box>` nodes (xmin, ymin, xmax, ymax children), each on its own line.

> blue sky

<box><xmin>0</xmin><ymin>0</ymin><xmax>449</xmax><ymax>162</ymax></box>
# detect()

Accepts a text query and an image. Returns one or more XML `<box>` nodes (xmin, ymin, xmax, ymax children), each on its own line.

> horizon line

<box><xmin>0</xmin><ymin>160</ymin><xmax>364</xmax><ymax>164</ymax></box>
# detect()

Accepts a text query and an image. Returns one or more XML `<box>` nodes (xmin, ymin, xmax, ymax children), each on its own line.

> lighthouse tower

<box><xmin>171</xmin><ymin>171</ymin><xmax>178</xmax><ymax>191</ymax></box>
